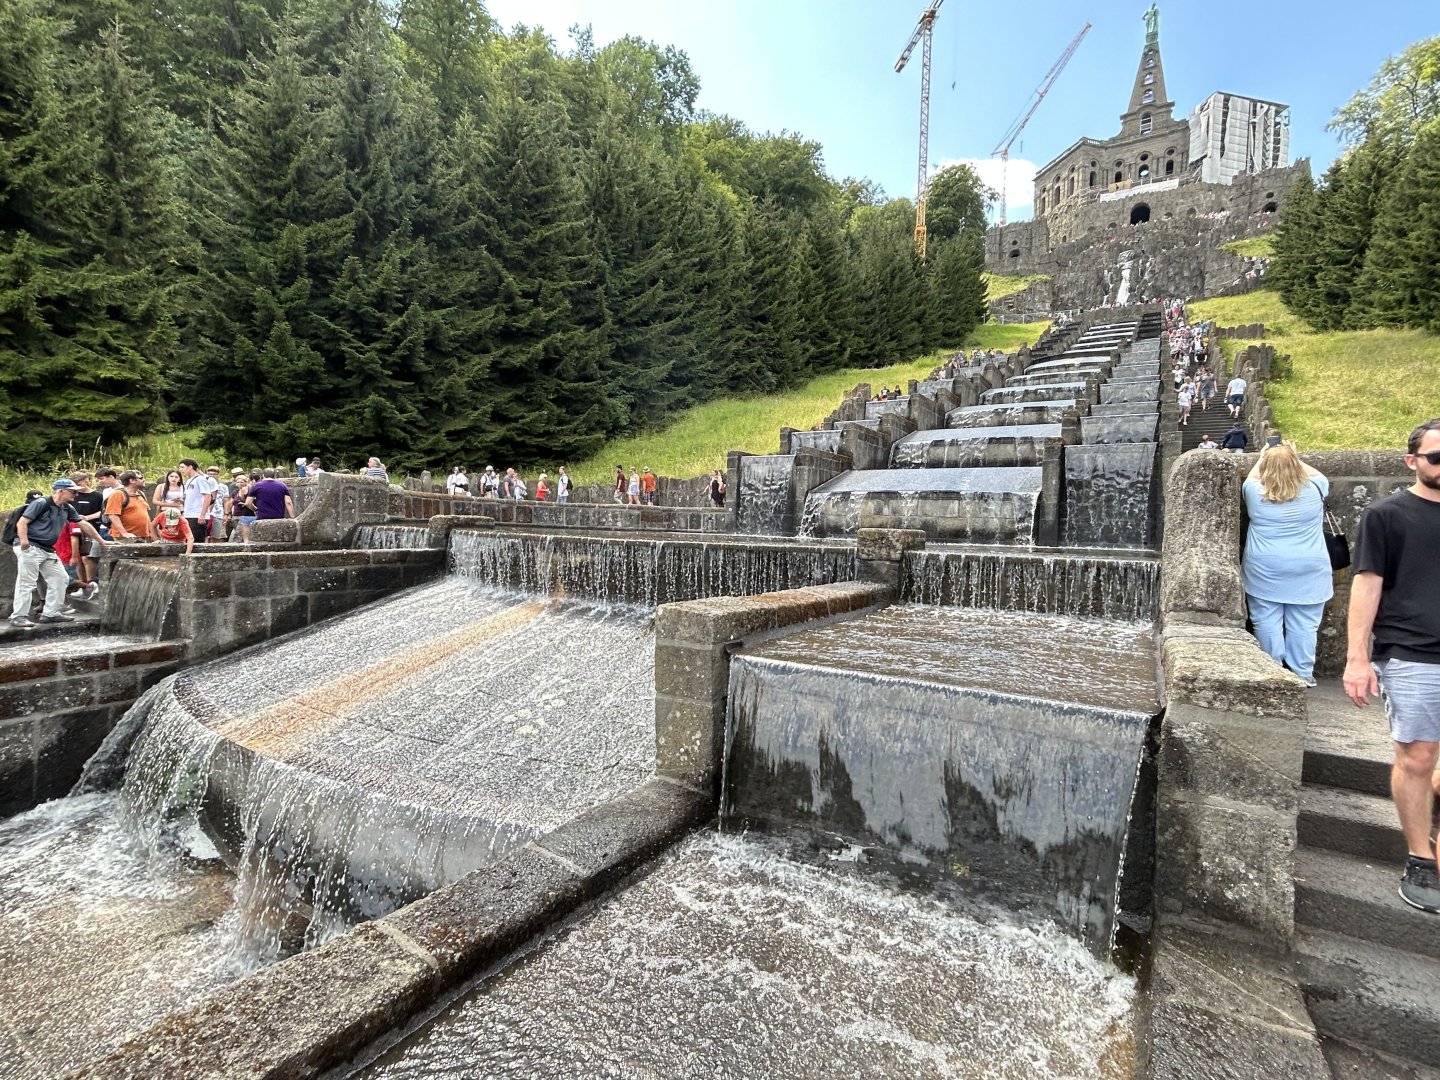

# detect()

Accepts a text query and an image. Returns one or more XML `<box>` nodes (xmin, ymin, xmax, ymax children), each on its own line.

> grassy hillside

<box><xmin>1189</xmin><ymin>289</ymin><xmax>1439</xmax><ymax>450</ymax></box>
<box><xmin>562</xmin><ymin>321</ymin><xmax>1050</xmax><ymax>484</ymax></box>
<box><xmin>1220</xmin><ymin>236</ymin><xmax>1275</xmax><ymax>259</ymax></box>
<box><xmin>982</xmin><ymin>272</ymin><xmax>1049</xmax><ymax>302</ymax></box>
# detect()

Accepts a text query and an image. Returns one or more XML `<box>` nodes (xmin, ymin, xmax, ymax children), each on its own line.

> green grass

<box><xmin>562</xmin><ymin>321</ymin><xmax>1051</xmax><ymax>484</ymax></box>
<box><xmin>0</xmin><ymin>428</ymin><xmax>218</xmax><ymax>509</ymax></box>
<box><xmin>1220</xmin><ymin>235</ymin><xmax>1275</xmax><ymax>259</ymax></box>
<box><xmin>1188</xmin><ymin>289</ymin><xmax>1312</xmax><ymax>337</ymax></box>
<box><xmin>1188</xmin><ymin>290</ymin><xmax>1439</xmax><ymax>450</ymax></box>
<box><xmin>982</xmin><ymin>272</ymin><xmax>1050</xmax><ymax>302</ymax></box>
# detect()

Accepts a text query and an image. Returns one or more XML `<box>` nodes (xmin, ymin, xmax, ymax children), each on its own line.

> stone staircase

<box><xmin>1178</xmin><ymin>391</ymin><xmax>1234</xmax><ymax>451</ymax></box>
<box><xmin>1294</xmin><ymin>679</ymin><xmax>1440</xmax><ymax>1075</ymax></box>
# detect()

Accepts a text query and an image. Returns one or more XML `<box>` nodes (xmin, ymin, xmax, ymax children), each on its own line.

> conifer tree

<box><xmin>1310</xmin><ymin>137</ymin><xmax>1401</xmax><ymax>329</ymax></box>
<box><xmin>1354</xmin><ymin>120</ymin><xmax>1440</xmax><ymax>330</ymax></box>
<box><xmin>1269</xmin><ymin>172</ymin><xmax>1326</xmax><ymax>323</ymax></box>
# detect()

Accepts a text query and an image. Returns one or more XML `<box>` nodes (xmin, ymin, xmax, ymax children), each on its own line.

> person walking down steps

<box><xmin>1344</xmin><ymin>418</ymin><xmax>1440</xmax><ymax>914</ymax></box>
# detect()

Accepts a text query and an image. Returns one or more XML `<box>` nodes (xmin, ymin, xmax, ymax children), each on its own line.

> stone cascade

<box><xmin>793</xmin><ymin>317</ymin><xmax>1163</xmax><ymax>552</ymax></box>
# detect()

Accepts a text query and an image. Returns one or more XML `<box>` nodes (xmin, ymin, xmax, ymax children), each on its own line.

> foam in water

<box><xmin>0</xmin><ymin>793</ymin><xmax>241</xmax><ymax>1079</ymax></box>
<box><xmin>353</xmin><ymin>831</ymin><xmax>1136</xmax><ymax>1080</ymax></box>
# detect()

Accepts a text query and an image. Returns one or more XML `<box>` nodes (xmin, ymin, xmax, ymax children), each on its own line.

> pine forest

<box><xmin>0</xmin><ymin>0</ymin><xmax>992</xmax><ymax>472</ymax></box>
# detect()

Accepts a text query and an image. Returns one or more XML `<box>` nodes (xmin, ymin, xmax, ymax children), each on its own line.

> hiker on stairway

<box><xmin>1344</xmin><ymin>417</ymin><xmax>1440</xmax><ymax>914</ymax></box>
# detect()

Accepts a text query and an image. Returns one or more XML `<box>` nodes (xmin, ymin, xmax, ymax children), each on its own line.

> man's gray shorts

<box><xmin>1377</xmin><ymin>658</ymin><xmax>1440</xmax><ymax>744</ymax></box>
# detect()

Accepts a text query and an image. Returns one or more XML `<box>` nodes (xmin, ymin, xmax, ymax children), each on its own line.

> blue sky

<box><xmin>484</xmin><ymin>0</ymin><xmax>1435</xmax><ymax>221</ymax></box>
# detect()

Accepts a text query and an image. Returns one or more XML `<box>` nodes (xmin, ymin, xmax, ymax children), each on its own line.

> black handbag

<box><xmin>1312</xmin><ymin>481</ymin><xmax>1350</xmax><ymax>571</ymax></box>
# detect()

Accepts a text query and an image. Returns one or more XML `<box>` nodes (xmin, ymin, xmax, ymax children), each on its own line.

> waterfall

<box><xmin>101</xmin><ymin>559</ymin><xmax>181</xmax><ymax>639</ymax></box>
<box><xmin>736</xmin><ymin>455</ymin><xmax>795</xmax><ymax>535</ymax></box>
<box><xmin>1062</xmin><ymin>444</ymin><xmax>1159</xmax><ymax>549</ymax></box>
<box><xmin>902</xmin><ymin>549</ymin><xmax>1160</xmax><ymax>621</ymax></box>
<box><xmin>447</xmin><ymin>530</ymin><xmax>857</xmax><ymax>607</ymax></box>
<box><xmin>352</xmin><ymin>524</ymin><xmax>432</xmax><ymax>549</ymax></box>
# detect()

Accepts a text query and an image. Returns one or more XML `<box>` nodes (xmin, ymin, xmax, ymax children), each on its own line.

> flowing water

<box><xmin>449</xmin><ymin>530</ymin><xmax>857</xmax><ymax>606</ymax></box>
<box><xmin>736</xmin><ymin>455</ymin><xmax>796</xmax><ymax>535</ymax></box>
<box><xmin>1062</xmin><ymin>444</ymin><xmax>1159</xmax><ymax>549</ymax></box>
<box><xmin>721</xmin><ymin>606</ymin><xmax>1158</xmax><ymax>951</ymax></box>
<box><xmin>798</xmin><ymin>468</ymin><xmax>1042</xmax><ymax>543</ymax></box>
<box><xmin>789</xmin><ymin>429</ymin><xmax>842</xmax><ymax>454</ymax></box>
<box><xmin>890</xmin><ymin>425</ymin><xmax>1062</xmax><ymax>469</ymax></box>
<box><xmin>902</xmin><ymin>547</ymin><xmax>1160</xmax><ymax>620</ymax></box>
<box><xmin>353</xmin><ymin>524</ymin><xmax>433</xmax><ymax>549</ymax></box>
<box><xmin>1081</xmin><ymin>415</ymin><xmax>1160</xmax><ymax>444</ymax></box>
<box><xmin>354</xmin><ymin>831</ymin><xmax>1137</xmax><ymax>1080</ymax></box>
<box><xmin>100</xmin><ymin>559</ymin><xmax>181</xmax><ymax>639</ymax></box>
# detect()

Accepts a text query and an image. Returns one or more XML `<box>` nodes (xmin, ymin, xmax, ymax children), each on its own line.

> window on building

<box><xmin>1009</xmin><ymin>247</ymin><xmax>1021</xmax><ymax>259</ymax></box>
<box><xmin>1067</xmin><ymin>175</ymin><xmax>1074</xmax><ymax>195</ymax></box>
<box><xmin>1115</xmin><ymin>170</ymin><xmax>1123</xmax><ymax>184</ymax></box>
<box><xmin>1145</xmin><ymin>55</ymin><xmax>1155</xmax><ymax>68</ymax></box>
<box><xmin>1089</xmin><ymin>171</ymin><xmax>1096</xmax><ymax>187</ymax></box>
<box><xmin>1130</xmin><ymin>203</ymin><xmax>1151</xmax><ymax>225</ymax></box>
<box><xmin>1165</xmin><ymin>159</ymin><xmax>1174</xmax><ymax>175</ymax></box>
<box><xmin>1142</xmin><ymin>89</ymin><xmax>1154</xmax><ymax>104</ymax></box>
<box><xmin>1140</xmin><ymin>114</ymin><xmax>1152</xmax><ymax>134</ymax></box>
<box><xmin>1144</xmin><ymin>73</ymin><xmax>1154</xmax><ymax>85</ymax></box>
<box><xmin>1138</xmin><ymin>164</ymin><xmax>1150</xmax><ymax>180</ymax></box>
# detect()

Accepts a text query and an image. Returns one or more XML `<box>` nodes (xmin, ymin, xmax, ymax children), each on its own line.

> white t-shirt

<box><xmin>183</xmin><ymin>474</ymin><xmax>219</xmax><ymax>517</ymax></box>
<box><xmin>1177</xmin><ymin>388</ymin><xmax>1193</xmax><ymax>407</ymax></box>
<box><xmin>1226</xmin><ymin>377</ymin><xmax>1247</xmax><ymax>397</ymax></box>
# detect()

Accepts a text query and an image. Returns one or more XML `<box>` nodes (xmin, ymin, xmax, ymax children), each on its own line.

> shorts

<box><xmin>1376</xmin><ymin>658</ymin><xmax>1440</xmax><ymax>744</ymax></box>
<box><xmin>1226</xmin><ymin>394</ymin><xmax>1244</xmax><ymax>406</ymax></box>
<box><xmin>238</xmin><ymin>515</ymin><xmax>256</xmax><ymax>527</ymax></box>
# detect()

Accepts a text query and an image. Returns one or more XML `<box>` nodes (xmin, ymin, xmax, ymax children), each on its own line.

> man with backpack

<box><xmin>6</xmin><ymin>479</ymin><xmax>107</xmax><ymax>628</ymax></box>
<box><xmin>104</xmin><ymin>470</ymin><xmax>152</xmax><ymax>541</ymax></box>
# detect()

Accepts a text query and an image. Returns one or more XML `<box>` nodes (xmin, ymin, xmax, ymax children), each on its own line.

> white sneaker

<box><xmin>82</xmin><ymin>582</ymin><xmax>100</xmax><ymax>601</ymax></box>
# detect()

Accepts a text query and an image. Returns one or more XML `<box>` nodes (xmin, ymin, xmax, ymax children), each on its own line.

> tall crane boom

<box><xmin>990</xmin><ymin>22</ymin><xmax>1090</xmax><ymax>226</ymax></box>
<box><xmin>894</xmin><ymin>0</ymin><xmax>944</xmax><ymax>260</ymax></box>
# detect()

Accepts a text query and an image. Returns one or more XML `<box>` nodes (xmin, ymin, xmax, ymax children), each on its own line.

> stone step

<box><xmin>1294</xmin><ymin>845</ymin><xmax>1440</xmax><ymax>961</ymax></box>
<box><xmin>1304</xmin><ymin>679</ymin><xmax>1393</xmax><ymax>798</ymax></box>
<box><xmin>1321</xmin><ymin>1037</ymin><xmax>1440</xmax><ymax>1080</ymax></box>
<box><xmin>0</xmin><ymin>612</ymin><xmax>103</xmax><ymax>646</ymax></box>
<box><xmin>1297</xmin><ymin>928</ymin><xmax>1440</xmax><ymax>1067</ymax></box>
<box><xmin>1299</xmin><ymin>784</ymin><xmax>1405</xmax><ymax>863</ymax></box>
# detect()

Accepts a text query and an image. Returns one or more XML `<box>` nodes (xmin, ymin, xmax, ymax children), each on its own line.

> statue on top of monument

<box><xmin>1143</xmin><ymin>4</ymin><xmax>1159</xmax><ymax>41</ymax></box>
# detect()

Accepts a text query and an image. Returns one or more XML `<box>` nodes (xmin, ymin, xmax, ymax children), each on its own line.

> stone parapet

<box><xmin>0</xmin><ymin>640</ymin><xmax>185</xmax><ymax>816</ymax></box>
<box><xmin>177</xmin><ymin>549</ymin><xmax>444</xmax><ymax>661</ymax></box>
<box><xmin>388</xmin><ymin>494</ymin><xmax>731</xmax><ymax>534</ymax></box>
<box><xmin>653</xmin><ymin>582</ymin><xmax>892</xmax><ymax>788</ymax></box>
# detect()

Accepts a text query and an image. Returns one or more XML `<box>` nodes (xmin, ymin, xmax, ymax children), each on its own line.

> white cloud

<box><xmin>933</xmin><ymin>156</ymin><xmax>1037</xmax><ymax>221</ymax></box>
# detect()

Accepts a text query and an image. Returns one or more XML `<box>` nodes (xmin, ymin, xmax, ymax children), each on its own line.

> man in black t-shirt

<box><xmin>1345</xmin><ymin>417</ymin><xmax>1440</xmax><ymax>914</ymax></box>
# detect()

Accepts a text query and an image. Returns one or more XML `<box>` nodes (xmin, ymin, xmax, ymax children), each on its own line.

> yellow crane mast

<box><xmin>894</xmin><ymin>0</ymin><xmax>944</xmax><ymax>261</ymax></box>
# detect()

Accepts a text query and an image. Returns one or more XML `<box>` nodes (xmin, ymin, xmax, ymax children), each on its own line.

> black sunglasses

<box><xmin>1414</xmin><ymin>450</ymin><xmax>1440</xmax><ymax>465</ymax></box>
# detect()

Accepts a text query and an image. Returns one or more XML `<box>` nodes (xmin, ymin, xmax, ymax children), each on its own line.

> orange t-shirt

<box><xmin>105</xmin><ymin>488</ymin><xmax>151</xmax><ymax>538</ymax></box>
<box><xmin>154</xmin><ymin>517</ymin><xmax>192</xmax><ymax>544</ymax></box>
<box><xmin>641</xmin><ymin>472</ymin><xmax>657</xmax><ymax>493</ymax></box>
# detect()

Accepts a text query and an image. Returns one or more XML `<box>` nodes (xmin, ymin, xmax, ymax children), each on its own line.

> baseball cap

<box><xmin>25</xmin><ymin>489</ymin><xmax>43</xmax><ymax>502</ymax></box>
<box><xmin>51</xmin><ymin>478</ymin><xmax>78</xmax><ymax>491</ymax></box>
<box><xmin>163</xmin><ymin>506</ymin><xmax>182</xmax><ymax>524</ymax></box>
<box><xmin>231</xmin><ymin>467</ymin><xmax>244</xmax><ymax>476</ymax></box>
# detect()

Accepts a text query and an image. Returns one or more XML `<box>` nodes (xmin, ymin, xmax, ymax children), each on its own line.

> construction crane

<box><xmin>894</xmin><ymin>0</ymin><xmax>944</xmax><ymax>261</ymax></box>
<box><xmin>990</xmin><ymin>22</ymin><xmax>1091</xmax><ymax>226</ymax></box>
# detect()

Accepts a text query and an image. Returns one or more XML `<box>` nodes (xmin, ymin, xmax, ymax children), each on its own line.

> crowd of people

<box><xmin>5</xmin><ymin>460</ymin><xmax>299</xmax><ymax>627</ymax></box>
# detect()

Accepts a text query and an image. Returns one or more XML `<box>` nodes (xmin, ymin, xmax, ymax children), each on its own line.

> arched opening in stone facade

<box><xmin>1130</xmin><ymin>204</ymin><xmax>1151</xmax><ymax>225</ymax></box>
<box><xmin>1165</xmin><ymin>159</ymin><xmax>1174</xmax><ymax>176</ymax></box>
<box><xmin>1009</xmin><ymin>247</ymin><xmax>1021</xmax><ymax>259</ymax></box>
<box><xmin>1138</xmin><ymin>164</ymin><xmax>1150</xmax><ymax>180</ymax></box>
<box><xmin>1067</xmin><ymin>174</ymin><xmax>1075</xmax><ymax>196</ymax></box>
<box><xmin>1142</xmin><ymin>89</ymin><xmax>1154</xmax><ymax>104</ymax></box>
<box><xmin>1262</xmin><ymin>201</ymin><xmax>1277</xmax><ymax>213</ymax></box>
<box><xmin>1089</xmin><ymin>171</ymin><xmax>1097</xmax><ymax>188</ymax></box>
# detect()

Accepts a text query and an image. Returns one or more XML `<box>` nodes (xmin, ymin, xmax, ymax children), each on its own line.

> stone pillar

<box><xmin>653</xmin><ymin>583</ymin><xmax>893</xmax><ymax>790</ymax></box>
<box><xmin>855</xmin><ymin>527</ymin><xmax>926</xmax><ymax>590</ymax></box>
<box><xmin>778</xmin><ymin>427</ymin><xmax>795</xmax><ymax>455</ymax></box>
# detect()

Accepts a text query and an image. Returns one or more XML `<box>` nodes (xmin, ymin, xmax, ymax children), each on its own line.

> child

<box><xmin>151</xmin><ymin>506</ymin><xmax>195</xmax><ymax>555</ymax></box>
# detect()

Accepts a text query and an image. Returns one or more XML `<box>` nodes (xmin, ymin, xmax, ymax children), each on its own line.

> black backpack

<box><xmin>2</xmin><ymin>499</ymin><xmax>40</xmax><ymax>546</ymax></box>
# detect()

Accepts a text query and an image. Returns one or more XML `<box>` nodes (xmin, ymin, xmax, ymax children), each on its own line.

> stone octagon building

<box><xmin>984</xmin><ymin>7</ymin><xmax>1307</xmax><ymax>311</ymax></box>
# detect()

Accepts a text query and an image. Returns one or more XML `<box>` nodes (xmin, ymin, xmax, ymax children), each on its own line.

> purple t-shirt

<box><xmin>250</xmin><ymin>479</ymin><xmax>290</xmax><ymax>520</ymax></box>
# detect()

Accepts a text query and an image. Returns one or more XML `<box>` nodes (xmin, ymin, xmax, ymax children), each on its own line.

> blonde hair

<box><xmin>1257</xmin><ymin>442</ymin><xmax>1305</xmax><ymax>503</ymax></box>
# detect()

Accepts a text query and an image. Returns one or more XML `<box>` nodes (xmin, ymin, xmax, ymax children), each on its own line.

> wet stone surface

<box><xmin>0</xmin><ymin>794</ymin><xmax>239</xmax><ymax>1080</ymax></box>
<box><xmin>355</xmin><ymin>831</ymin><xmax>1137</xmax><ymax>1080</ymax></box>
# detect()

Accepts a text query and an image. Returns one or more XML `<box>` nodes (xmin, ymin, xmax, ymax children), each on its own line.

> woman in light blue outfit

<box><xmin>1242</xmin><ymin>442</ymin><xmax>1333</xmax><ymax>685</ymax></box>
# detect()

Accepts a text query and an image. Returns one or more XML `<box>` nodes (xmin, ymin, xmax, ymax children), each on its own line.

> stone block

<box><xmin>1163</xmin><ymin>632</ymin><xmax>1306</xmax><ymax>719</ymax></box>
<box><xmin>536</xmin><ymin>778</ymin><xmax>708</xmax><ymax>894</ymax></box>
<box><xmin>0</xmin><ymin>677</ymin><xmax>94</xmax><ymax>720</ymax></box>
<box><xmin>59</xmin><ymin>654</ymin><xmax>112</xmax><ymax>676</ymax></box>
<box><xmin>654</xmin><ymin>641</ymin><xmax>730</xmax><ymax>701</ymax></box>
<box><xmin>655</xmin><ymin>692</ymin><xmax>727</xmax><ymax>780</ymax></box>
<box><xmin>92</xmin><ymin>669</ymin><xmax>141</xmax><ymax>706</ymax></box>
<box><xmin>296</xmin><ymin>566</ymin><xmax>349</xmax><ymax>592</ymax></box>
<box><xmin>0</xmin><ymin>718</ymin><xmax>34</xmax><ymax>816</ymax></box>
<box><xmin>33</xmin><ymin>707</ymin><xmax>113</xmax><ymax>802</ymax></box>
<box><xmin>384</xmin><ymin>845</ymin><xmax>584</xmax><ymax>984</ymax></box>
<box><xmin>229</xmin><ymin>569</ymin><xmax>296</xmax><ymax>599</ymax></box>
<box><xmin>347</xmin><ymin>564</ymin><xmax>402</xmax><ymax>592</ymax></box>
<box><xmin>1141</xmin><ymin>922</ymin><xmax>1325</xmax><ymax>1080</ymax></box>
<box><xmin>112</xmin><ymin>643</ymin><xmax>185</xmax><ymax>667</ymax></box>
<box><xmin>268</xmin><ymin>595</ymin><xmax>308</xmax><ymax>637</ymax></box>
<box><xmin>308</xmin><ymin>589</ymin><xmax>362</xmax><ymax>624</ymax></box>
<box><xmin>183</xmin><ymin>574</ymin><xmax>233</xmax><ymax>601</ymax></box>
<box><xmin>270</xmin><ymin>550</ymin><xmax>359</xmax><ymax>569</ymax></box>
<box><xmin>69</xmin><ymin>923</ymin><xmax>438</xmax><ymax>1080</ymax></box>
<box><xmin>1155</xmin><ymin>791</ymin><xmax>1296</xmax><ymax>941</ymax></box>
<box><xmin>856</xmin><ymin>527</ymin><xmax>927</xmax><ymax>561</ymax></box>
<box><xmin>0</xmin><ymin>657</ymin><xmax>60</xmax><ymax>684</ymax></box>
<box><xmin>1159</xmin><ymin>703</ymin><xmax>1305</xmax><ymax>810</ymax></box>
<box><xmin>186</xmin><ymin>552</ymin><xmax>269</xmax><ymax>576</ymax></box>
<box><xmin>1160</xmin><ymin>448</ymin><xmax>1247</xmax><ymax>623</ymax></box>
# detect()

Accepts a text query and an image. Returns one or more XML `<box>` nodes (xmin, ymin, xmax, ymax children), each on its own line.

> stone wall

<box><xmin>176</xmin><ymin>548</ymin><xmax>445</xmax><ymax>660</ymax></box>
<box><xmin>0</xmin><ymin>640</ymin><xmax>185</xmax><ymax>816</ymax></box>
<box><xmin>251</xmin><ymin>472</ymin><xmax>390</xmax><ymax>546</ymax></box>
<box><xmin>1158</xmin><ymin>449</ymin><xmax>1308</xmax><ymax>943</ymax></box>
<box><xmin>386</xmin><ymin>492</ymin><xmax>729</xmax><ymax>534</ymax></box>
